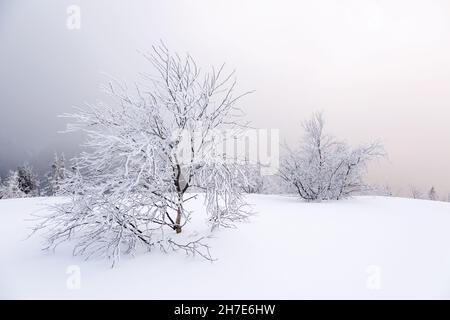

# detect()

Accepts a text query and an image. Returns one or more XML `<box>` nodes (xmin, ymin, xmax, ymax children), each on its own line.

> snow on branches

<box><xmin>45</xmin><ymin>153</ymin><xmax>66</xmax><ymax>196</ymax></box>
<box><xmin>0</xmin><ymin>170</ymin><xmax>26</xmax><ymax>199</ymax></box>
<box><xmin>0</xmin><ymin>164</ymin><xmax>39</xmax><ymax>199</ymax></box>
<box><xmin>280</xmin><ymin>112</ymin><xmax>385</xmax><ymax>201</ymax></box>
<box><xmin>32</xmin><ymin>43</ymin><xmax>252</xmax><ymax>265</ymax></box>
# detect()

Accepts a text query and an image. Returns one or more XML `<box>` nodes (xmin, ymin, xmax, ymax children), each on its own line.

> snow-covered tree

<box><xmin>0</xmin><ymin>170</ymin><xmax>26</xmax><ymax>199</ymax></box>
<box><xmin>46</xmin><ymin>153</ymin><xmax>66</xmax><ymax>196</ymax></box>
<box><xmin>17</xmin><ymin>163</ymin><xmax>39</xmax><ymax>197</ymax></box>
<box><xmin>428</xmin><ymin>186</ymin><xmax>438</xmax><ymax>201</ymax></box>
<box><xmin>239</xmin><ymin>163</ymin><xmax>264</xmax><ymax>194</ymax></box>
<box><xmin>381</xmin><ymin>184</ymin><xmax>394</xmax><ymax>197</ymax></box>
<box><xmin>280</xmin><ymin>112</ymin><xmax>384</xmax><ymax>201</ymax></box>
<box><xmin>33</xmin><ymin>43</ymin><xmax>252</xmax><ymax>264</ymax></box>
<box><xmin>410</xmin><ymin>186</ymin><xmax>422</xmax><ymax>199</ymax></box>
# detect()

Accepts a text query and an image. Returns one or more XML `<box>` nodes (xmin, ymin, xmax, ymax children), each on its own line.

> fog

<box><xmin>1</xmin><ymin>0</ymin><xmax>450</xmax><ymax>196</ymax></box>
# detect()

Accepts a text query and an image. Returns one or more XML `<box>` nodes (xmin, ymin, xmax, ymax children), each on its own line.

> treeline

<box><xmin>0</xmin><ymin>152</ymin><xmax>449</xmax><ymax>203</ymax></box>
<box><xmin>0</xmin><ymin>153</ymin><xmax>65</xmax><ymax>199</ymax></box>
<box><xmin>1</xmin><ymin>152</ymin><xmax>449</xmax><ymax>203</ymax></box>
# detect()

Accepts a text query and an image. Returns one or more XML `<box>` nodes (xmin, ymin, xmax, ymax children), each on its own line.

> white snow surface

<box><xmin>1</xmin><ymin>194</ymin><xmax>450</xmax><ymax>299</ymax></box>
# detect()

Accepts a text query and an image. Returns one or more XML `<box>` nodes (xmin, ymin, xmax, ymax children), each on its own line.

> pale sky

<box><xmin>1</xmin><ymin>0</ymin><xmax>450</xmax><ymax>197</ymax></box>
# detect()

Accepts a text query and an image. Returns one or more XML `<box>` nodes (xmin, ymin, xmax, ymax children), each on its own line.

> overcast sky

<box><xmin>1</xmin><ymin>0</ymin><xmax>450</xmax><ymax>196</ymax></box>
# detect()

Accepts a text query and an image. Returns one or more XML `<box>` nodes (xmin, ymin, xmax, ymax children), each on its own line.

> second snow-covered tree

<box><xmin>280</xmin><ymin>112</ymin><xmax>384</xmax><ymax>201</ymax></box>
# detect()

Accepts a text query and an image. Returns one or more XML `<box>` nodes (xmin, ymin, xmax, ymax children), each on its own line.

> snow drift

<box><xmin>1</xmin><ymin>194</ymin><xmax>450</xmax><ymax>299</ymax></box>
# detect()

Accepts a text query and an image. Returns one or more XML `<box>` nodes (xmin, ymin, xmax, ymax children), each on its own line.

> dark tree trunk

<box><xmin>175</xmin><ymin>205</ymin><xmax>182</xmax><ymax>233</ymax></box>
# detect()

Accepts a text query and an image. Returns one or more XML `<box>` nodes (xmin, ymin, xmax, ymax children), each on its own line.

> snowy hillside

<box><xmin>1</xmin><ymin>195</ymin><xmax>450</xmax><ymax>299</ymax></box>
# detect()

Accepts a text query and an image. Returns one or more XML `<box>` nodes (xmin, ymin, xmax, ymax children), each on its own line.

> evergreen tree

<box><xmin>0</xmin><ymin>170</ymin><xmax>26</xmax><ymax>199</ymax></box>
<box><xmin>428</xmin><ymin>186</ymin><xmax>437</xmax><ymax>201</ymax></box>
<box><xmin>17</xmin><ymin>163</ymin><xmax>39</xmax><ymax>196</ymax></box>
<box><xmin>46</xmin><ymin>153</ymin><xmax>66</xmax><ymax>195</ymax></box>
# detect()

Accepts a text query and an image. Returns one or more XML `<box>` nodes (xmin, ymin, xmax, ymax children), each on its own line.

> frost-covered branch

<box><xmin>33</xmin><ymin>42</ymin><xmax>252</xmax><ymax>265</ymax></box>
<box><xmin>280</xmin><ymin>112</ymin><xmax>385</xmax><ymax>201</ymax></box>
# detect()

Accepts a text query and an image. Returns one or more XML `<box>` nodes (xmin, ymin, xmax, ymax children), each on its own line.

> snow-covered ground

<box><xmin>1</xmin><ymin>194</ymin><xmax>450</xmax><ymax>299</ymax></box>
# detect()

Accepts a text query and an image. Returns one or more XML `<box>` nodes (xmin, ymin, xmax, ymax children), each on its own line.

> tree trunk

<box><xmin>175</xmin><ymin>192</ymin><xmax>183</xmax><ymax>233</ymax></box>
<box><xmin>175</xmin><ymin>205</ymin><xmax>182</xmax><ymax>234</ymax></box>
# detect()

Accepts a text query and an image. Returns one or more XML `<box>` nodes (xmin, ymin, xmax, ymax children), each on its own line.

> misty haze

<box><xmin>1</xmin><ymin>0</ymin><xmax>450</xmax><ymax>197</ymax></box>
